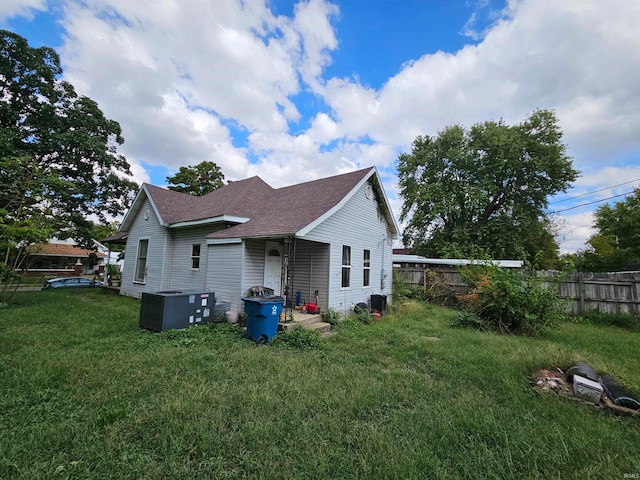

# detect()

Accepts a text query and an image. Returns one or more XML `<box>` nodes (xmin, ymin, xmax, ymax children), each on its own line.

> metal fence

<box><xmin>395</xmin><ymin>266</ymin><xmax>640</xmax><ymax>315</ymax></box>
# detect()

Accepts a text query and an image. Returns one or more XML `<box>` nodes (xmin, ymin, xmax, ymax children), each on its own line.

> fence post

<box><xmin>578</xmin><ymin>272</ymin><xmax>584</xmax><ymax>316</ymax></box>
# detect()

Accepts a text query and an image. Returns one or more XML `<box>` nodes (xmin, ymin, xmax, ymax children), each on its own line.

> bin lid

<box><xmin>242</xmin><ymin>296</ymin><xmax>284</xmax><ymax>303</ymax></box>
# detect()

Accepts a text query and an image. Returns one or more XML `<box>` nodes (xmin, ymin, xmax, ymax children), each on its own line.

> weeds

<box><xmin>321</xmin><ymin>307</ymin><xmax>341</xmax><ymax>325</ymax></box>
<box><xmin>576</xmin><ymin>310</ymin><xmax>640</xmax><ymax>331</ymax></box>
<box><xmin>270</xmin><ymin>325</ymin><xmax>322</xmax><ymax>349</ymax></box>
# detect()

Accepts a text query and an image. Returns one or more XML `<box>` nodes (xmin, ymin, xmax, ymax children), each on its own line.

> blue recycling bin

<box><xmin>241</xmin><ymin>296</ymin><xmax>284</xmax><ymax>342</ymax></box>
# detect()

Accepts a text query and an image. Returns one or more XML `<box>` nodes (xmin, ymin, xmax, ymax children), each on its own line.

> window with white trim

<box><xmin>135</xmin><ymin>239</ymin><xmax>148</xmax><ymax>283</ymax></box>
<box><xmin>341</xmin><ymin>245</ymin><xmax>351</xmax><ymax>288</ymax></box>
<box><xmin>191</xmin><ymin>244</ymin><xmax>201</xmax><ymax>269</ymax></box>
<box><xmin>363</xmin><ymin>249</ymin><xmax>371</xmax><ymax>287</ymax></box>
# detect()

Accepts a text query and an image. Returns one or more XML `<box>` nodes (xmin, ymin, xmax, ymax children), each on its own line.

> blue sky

<box><xmin>3</xmin><ymin>0</ymin><xmax>640</xmax><ymax>254</ymax></box>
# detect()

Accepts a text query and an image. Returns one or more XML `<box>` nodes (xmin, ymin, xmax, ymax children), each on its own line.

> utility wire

<box><xmin>550</xmin><ymin>190</ymin><xmax>636</xmax><ymax>214</ymax></box>
<box><xmin>550</xmin><ymin>178</ymin><xmax>640</xmax><ymax>205</ymax></box>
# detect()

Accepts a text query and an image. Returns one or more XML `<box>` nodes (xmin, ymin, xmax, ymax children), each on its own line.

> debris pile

<box><xmin>532</xmin><ymin>362</ymin><xmax>640</xmax><ymax>416</ymax></box>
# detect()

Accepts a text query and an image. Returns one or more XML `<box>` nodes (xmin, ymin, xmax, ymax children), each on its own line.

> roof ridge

<box><xmin>197</xmin><ymin>176</ymin><xmax>273</xmax><ymax>215</ymax></box>
<box><xmin>274</xmin><ymin>166</ymin><xmax>374</xmax><ymax>191</ymax></box>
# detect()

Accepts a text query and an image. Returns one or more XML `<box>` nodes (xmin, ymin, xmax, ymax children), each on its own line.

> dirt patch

<box><xmin>532</xmin><ymin>368</ymin><xmax>572</xmax><ymax>396</ymax></box>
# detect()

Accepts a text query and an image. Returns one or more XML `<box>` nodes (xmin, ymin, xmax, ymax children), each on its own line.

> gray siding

<box><xmin>302</xmin><ymin>182</ymin><xmax>393</xmax><ymax>314</ymax></box>
<box><xmin>244</xmin><ymin>239</ymin><xmax>266</xmax><ymax>290</ymax></box>
<box><xmin>166</xmin><ymin>225</ymin><xmax>223</xmax><ymax>291</ymax></box>
<box><xmin>206</xmin><ymin>242</ymin><xmax>244</xmax><ymax>312</ymax></box>
<box><xmin>291</xmin><ymin>239</ymin><xmax>329</xmax><ymax>309</ymax></box>
<box><xmin>120</xmin><ymin>197</ymin><xmax>167</xmax><ymax>298</ymax></box>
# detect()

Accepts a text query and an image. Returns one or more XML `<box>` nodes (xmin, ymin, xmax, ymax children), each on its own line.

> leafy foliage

<box><xmin>572</xmin><ymin>189</ymin><xmax>640</xmax><ymax>272</ymax></box>
<box><xmin>398</xmin><ymin>110</ymin><xmax>578</xmax><ymax>266</ymax></box>
<box><xmin>453</xmin><ymin>265</ymin><xmax>566</xmax><ymax>336</ymax></box>
<box><xmin>0</xmin><ymin>30</ymin><xmax>137</xmax><ymax>302</ymax></box>
<box><xmin>166</xmin><ymin>161</ymin><xmax>225</xmax><ymax>196</ymax></box>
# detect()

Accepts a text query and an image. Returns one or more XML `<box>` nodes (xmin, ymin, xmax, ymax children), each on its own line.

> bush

<box><xmin>454</xmin><ymin>266</ymin><xmax>566</xmax><ymax>336</ymax></box>
<box><xmin>450</xmin><ymin>310</ymin><xmax>490</xmax><ymax>331</ymax></box>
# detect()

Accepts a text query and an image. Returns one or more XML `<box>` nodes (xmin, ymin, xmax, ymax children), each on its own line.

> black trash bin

<box><xmin>139</xmin><ymin>290</ymin><xmax>215</xmax><ymax>331</ymax></box>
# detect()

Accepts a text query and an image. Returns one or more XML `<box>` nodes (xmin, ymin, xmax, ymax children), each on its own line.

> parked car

<box><xmin>42</xmin><ymin>277</ymin><xmax>104</xmax><ymax>290</ymax></box>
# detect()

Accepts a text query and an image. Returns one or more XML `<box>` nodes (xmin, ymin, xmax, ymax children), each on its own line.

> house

<box><xmin>114</xmin><ymin>167</ymin><xmax>399</xmax><ymax>315</ymax></box>
<box><xmin>26</xmin><ymin>241</ymin><xmax>108</xmax><ymax>276</ymax></box>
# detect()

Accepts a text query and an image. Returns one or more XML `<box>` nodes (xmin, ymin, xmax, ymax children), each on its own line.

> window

<box><xmin>341</xmin><ymin>245</ymin><xmax>351</xmax><ymax>288</ymax></box>
<box><xmin>363</xmin><ymin>249</ymin><xmax>371</xmax><ymax>287</ymax></box>
<box><xmin>191</xmin><ymin>244</ymin><xmax>201</xmax><ymax>269</ymax></box>
<box><xmin>135</xmin><ymin>239</ymin><xmax>148</xmax><ymax>283</ymax></box>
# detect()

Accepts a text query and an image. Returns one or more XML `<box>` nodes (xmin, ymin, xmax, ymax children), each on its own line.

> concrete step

<box><xmin>280</xmin><ymin>322</ymin><xmax>299</xmax><ymax>331</ymax></box>
<box><xmin>279</xmin><ymin>318</ymin><xmax>331</xmax><ymax>334</ymax></box>
<box><xmin>307</xmin><ymin>321</ymin><xmax>331</xmax><ymax>333</ymax></box>
<box><xmin>295</xmin><ymin>314</ymin><xmax>323</xmax><ymax>326</ymax></box>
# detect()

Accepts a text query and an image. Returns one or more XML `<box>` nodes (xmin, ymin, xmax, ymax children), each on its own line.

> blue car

<box><xmin>42</xmin><ymin>277</ymin><xmax>104</xmax><ymax>290</ymax></box>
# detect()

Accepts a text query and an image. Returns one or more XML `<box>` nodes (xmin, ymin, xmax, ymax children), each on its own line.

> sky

<box><xmin>3</xmin><ymin>0</ymin><xmax>640</xmax><ymax>254</ymax></box>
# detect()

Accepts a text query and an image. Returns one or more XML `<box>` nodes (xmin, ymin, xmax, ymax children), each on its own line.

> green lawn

<box><xmin>1</xmin><ymin>290</ymin><xmax>638</xmax><ymax>479</ymax></box>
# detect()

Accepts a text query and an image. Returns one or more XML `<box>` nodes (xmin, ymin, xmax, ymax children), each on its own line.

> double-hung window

<box><xmin>191</xmin><ymin>244</ymin><xmax>201</xmax><ymax>269</ymax></box>
<box><xmin>135</xmin><ymin>239</ymin><xmax>148</xmax><ymax>283</ymax></box>
<box><xmin>363</xmin><ymin>249</ymin><xmax>371</xmax><ymax>287</ymax></box>
<box><xmin>341</xmin><ymin>245</ymin><xmax>351</xmax><ymax>288</ymax></box>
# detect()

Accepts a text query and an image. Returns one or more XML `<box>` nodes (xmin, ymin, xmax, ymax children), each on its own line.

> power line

<box><xmin>550</xmin><ymin>178</ymin><xmax>640</xmax><ymax>205</ymax></box>
<box><xmin>550</xmin><ymin>190</ymin><xmax>636</xmax><ymax>214</ymax></box>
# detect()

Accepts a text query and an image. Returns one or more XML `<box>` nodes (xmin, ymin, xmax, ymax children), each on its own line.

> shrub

<box><xmin>454</xmin><ymin>266</ymin><xmax>566</xmax><ymax>336</ymax></box>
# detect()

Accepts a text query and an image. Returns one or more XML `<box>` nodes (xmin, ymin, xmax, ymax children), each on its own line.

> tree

<box><xmin>574</xmin><ymin>189</ymin><xmax>640</xmax><ymax>272</ymax></box>
<box><xmin>166</xmin><ymin>161</ymin><xmax>225</xmax><ymax>196</ymax></box>
<box><xmin>398</xmin><ymin>109</ymin><xmax>578</xmax><ymax>266</ymax></box>
<box><xmin>0</xmin><ymin>30</ymin><xmax>138</xmax><ymax>302</ymax></box>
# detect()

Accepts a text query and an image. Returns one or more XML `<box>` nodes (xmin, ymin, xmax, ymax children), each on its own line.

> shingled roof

<box><xmin>208</xmin><ymin>167</ymin><xmax>377</xmax><ymax>238</ymax></box>
<box><xmin>122</xmin><ymin>167</ymin><xmax>397</xmax><ymax>238</ymax></box>
<box><xmin>28</xmin><ymin>243</ymin><xmax>107</xmax><ymax>258</ymax></box>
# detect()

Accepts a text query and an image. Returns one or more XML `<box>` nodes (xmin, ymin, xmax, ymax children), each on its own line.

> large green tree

<box><xmin>0</xmin><ymin>30</ymin><xmax>138</xmax><ymax>301</ymax></box>
<box><xmin>398</xmin><ymin>109</ymin><xmax>578</xmax><ymax>266</ymax></box>
<box><xmin>166</xmin><ymin>161</ymin><xmax>225</xmax><ymax>196</ymax></box>
<box><xmin>574</xmin><ymin>189</ymin><xmax>640</xmax><ymax>272</ymax></box>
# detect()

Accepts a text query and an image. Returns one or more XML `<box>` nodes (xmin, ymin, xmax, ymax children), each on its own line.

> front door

<box><xmin>264</xmin><ymin>241</ymin><xmax>282</xmax><ymax>296</ymax></box>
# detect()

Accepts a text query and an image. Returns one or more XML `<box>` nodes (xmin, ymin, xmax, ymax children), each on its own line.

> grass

<box><xmin>0</xmin><ymin>290</ymin><xmax>639</xmax><ymax>479</ymax></box>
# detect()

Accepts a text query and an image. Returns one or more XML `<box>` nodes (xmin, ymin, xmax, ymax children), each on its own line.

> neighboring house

<box><xmin>26</xmin><ymin>241</ymin><xmax>108</xmax><ymax>275</ymax></box>
<box><xmin>115</xmin><ymin>167</ymin><xmax>399</xmax><ymax>315</ymax></box>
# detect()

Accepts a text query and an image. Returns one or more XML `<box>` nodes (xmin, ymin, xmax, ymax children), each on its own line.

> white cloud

<box><xmin>0</xmin><ymin>0</ymin><xmax>45</xmax><ymax>20</ymax></box>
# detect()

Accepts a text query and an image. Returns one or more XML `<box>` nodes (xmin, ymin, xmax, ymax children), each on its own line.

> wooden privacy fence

<box><xmin>395</xmin><ymin>267</ymin><xmax>640</xmax><ymax>315</ymax></box>
<box><xmin>554</xmin><ymin>272</ymin><xmax>640</xmax><ymax>315</ymax></box>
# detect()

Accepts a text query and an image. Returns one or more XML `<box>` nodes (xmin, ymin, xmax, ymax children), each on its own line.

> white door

<box><xmin>263</xmin><ymin>242</ymin><xmax>282</xmax><ymax>296</ymax></box>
